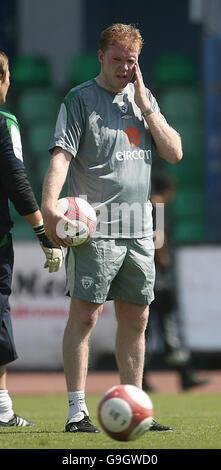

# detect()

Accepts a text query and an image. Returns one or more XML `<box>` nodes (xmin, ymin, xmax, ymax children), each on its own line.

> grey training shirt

<box><xmin>49</xmin><ymin>79</ymin><xmax>165</xmax><ymax>238</ymax></box>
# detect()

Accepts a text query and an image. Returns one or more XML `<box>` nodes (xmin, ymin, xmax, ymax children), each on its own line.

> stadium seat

<box><xmin>26</xmin><ymin>120</ymin><xmax>55</xmax><ymax>154</ymax></box>
<box><xmin>162</xmin><ymin>120</ymin><xmax>204</xmax><ymax>162</ymax></box>
<box><xmin>162</xmin><ymin>119</ymin><xmax>205</xmax><ymax>186</ymax></box>
<box><xmin>172</xmin><ymin>217</ymin><xmax>206</xmax><ymax>243</ymax></box>
<box><xmin>35</xmin><ymin>150</ymin><xmax>51</xmax><ymax>181</ymax></box>
<box><xmin>177</xmin><ymin>122</ymin><xmax>204</xmax><ymax>161</ymax></box>
<box><xmin>160</xmin><ymin>87</ymin><xmax>203</xmax><ymax>122</ymax></box>
<box><xmin>153</xmin><ymin>52</ymin><xmax>197</xmax><ymax>87</ymax></box>
<box><xmin>170</xmin><ymin>187</ymin><xmax>206</xmax><ymax>219</ymax></box>
<box><xmin>11</xmin><ymin>55</ymin><xmax>52</xmax><ymax>90</ymax></box>
<box><xmin>163</xmin><ymin>155</ymin><xmax>205</xmax><ymax>185</ymax></box>
<box><xmin>17</xmin><ymin>87</ymin><xmax>60</xmax><ymax>125</ymax></box>
<box><xmin>67</xmin><ymin>53</ymin><xmax>100</xmax><ymax>86</ymax></box>
<box><xmin>24</xmin><ymin>121</ymin><xmax>54</xmax><ymax>199</ymax></box>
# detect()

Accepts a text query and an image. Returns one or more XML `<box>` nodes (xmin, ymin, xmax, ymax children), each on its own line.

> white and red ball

<box><xmin>57</xmin><ymin>196</ymin><xmax>97</xmax><ymax>246</ymax></box>
<box><xmin>98</xmin><ymin>384</ymin><xmax>153</xmax><ymax>441</ymax></box>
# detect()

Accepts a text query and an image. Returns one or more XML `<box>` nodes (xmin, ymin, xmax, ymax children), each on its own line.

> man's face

<box><xmin>97</xmin><ymin>43</ymin><xmax>139</xmax><ymax>92</ymax></box>
<box><xmin>0</xmin><ymin>64</ymin><xmax>10</xmax><ymax>104</ymax></box>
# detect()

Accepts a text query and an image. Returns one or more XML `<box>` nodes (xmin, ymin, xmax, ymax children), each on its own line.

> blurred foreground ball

<box><xmin>98</xmin><ymin>384</ymin><xmax>153</xmax><ymax>441</ymax></box>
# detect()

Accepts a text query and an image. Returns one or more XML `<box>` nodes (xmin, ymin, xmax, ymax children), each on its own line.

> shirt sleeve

<box><xmin>2</xmin><ymin>170</ymin><xmax>39</xmax><ymax>216</ymax></box>
<box><xmin>49</xmin><ymin>90</ymin><xmax>85</xmax><ymax>157</ymax></box>
<box><xmin>0</xmin><ymin>112</ymin><xmax>39</xmax><ymax>215</ymax></box>
<box><xmin>0</xmin><ymin>112</ymin><xmax>25</xmax><ymax>175</ymax></box>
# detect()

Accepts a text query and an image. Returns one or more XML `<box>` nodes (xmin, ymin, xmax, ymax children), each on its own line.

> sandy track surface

<box><xmin>7</xmin><ymin>370</ymin><xmax>221</xmax><ymax>395</ymax></box>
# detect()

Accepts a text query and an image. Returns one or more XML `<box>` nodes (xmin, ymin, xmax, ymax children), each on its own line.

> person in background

<box><xmin>0</xmin><ymin>50</ymin><xmax>63</xmax><ymax>427</ymax></box>
<box><xmin>142</xmin><ymin>171</ymin><xmax>209</xmax><ymax>391</ymax></box>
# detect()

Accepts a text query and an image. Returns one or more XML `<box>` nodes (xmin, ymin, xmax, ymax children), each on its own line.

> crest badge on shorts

<box><xmin>81</xmin><ymin>276</ymin><xmax>94</xmax><ymax>289</ymax></box>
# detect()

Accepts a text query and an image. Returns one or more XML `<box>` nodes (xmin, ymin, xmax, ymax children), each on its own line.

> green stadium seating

<box><xmin>67</xmin><ymin>53</ymin><xmax>100</xmax><ymax>86</ymax></box>
<box><xmin>160</xmin><ymin>87</ymin><xmax>203</xmax><ymax>122</ymax></box>
<box><xmin>172</xmin><ymin>217</ymin><xmax>206</xmax><ymax>243</ymax></box>
<box><xmin>34</xmin><ymin>150</ymin><xmax>51</xmax><ymax>182</ymax></box>
<box><xmin>17</xmin><ymin>87</ymin><xmax>60</xmax><ymax>124</ymax></box>
<box><xmin>11</xmin><ymin>56</ymin><xmax>52</xmax><ymax>90</ymax></box>
<box><xmin>25</xmin><ymin>121</ymin><xmax>54</xmax><ymax>201</ymax></box>
<box><xmin>162</xmin><ymin>123</ymin><xmax>204</xmax><ymax>186</ymax></box>
<box><xmin>175</xmin><ymin>121</ymin><xmax>203</xmax><ymax>155</ymax></box>
<box><xmin>153</xmin><ymin>52</ymin><xmax>197</xmax><ymax>87</ymax></box>
<box><xmin>163</xmin><ymin>155</ymin><xmax>204</xmax><ymax>185</ymax></box>
<box><xmin>27</xmin><ymin>120</ymin><xmax>55</xmax><ymax>154</ymax></box>
<box><xmin>170</xmin><ymin>186</ymin><xmax>205</xmax><ymax>219</ymax></box>
<box><xmin>162</xmin><ymin>118</ymin><xmax>205</xmax><ymax>186</ymax></box>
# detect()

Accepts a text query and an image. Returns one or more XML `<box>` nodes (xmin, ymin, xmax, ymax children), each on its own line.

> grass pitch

<box><xmin>0</xmin><ymin>392</ymin><xmax>220</xmax><ymax>450</ymax></box>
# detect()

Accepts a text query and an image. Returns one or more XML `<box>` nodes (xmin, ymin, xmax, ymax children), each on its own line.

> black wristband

<box><xmin>33</xmin><ymin>224</ymin><xmax>59</xmax><ymax>248</ymax></box>
<box><xmin>33</xmin><ymin>224</ymin><xmax>45</xmax><ymax>242</ymax></box>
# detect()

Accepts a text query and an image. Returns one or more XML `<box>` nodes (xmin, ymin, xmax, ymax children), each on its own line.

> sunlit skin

<box><xmin>96</xmin><ymin>44</ymin><xmax>139</xmax><ymax>93</ymax></box>
<box><xmin>0</xmin><ymin>64</ymin><xmax>10</xmax><ymax>104</ymax></box>
<box><xmin>96</xmin><ymin>44</ymin><xmax>152</xmax><ymax>113</ymax></box>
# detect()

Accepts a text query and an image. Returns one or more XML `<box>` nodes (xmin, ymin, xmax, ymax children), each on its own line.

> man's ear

<box><xmin>97</xmin><ymin>49</ymin><xmax>104</xmax><ymax>64</ymax></box>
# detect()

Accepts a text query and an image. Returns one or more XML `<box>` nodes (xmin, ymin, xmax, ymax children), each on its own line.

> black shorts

<box><xmin>0</xmin><ymin>232</ymin><xmax>18</xmax><ymax>366</ymax></box>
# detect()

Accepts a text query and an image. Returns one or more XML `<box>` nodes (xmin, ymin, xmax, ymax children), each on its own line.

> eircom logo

<box><xmin>116</xmin><ymin>125</ymin><xmax>151</xmax><ymax>162</ymax></box>
<box><xmin>116</xmin><ymin>149</ymin><xmax>151</xmax><ymax>161</ymax></box>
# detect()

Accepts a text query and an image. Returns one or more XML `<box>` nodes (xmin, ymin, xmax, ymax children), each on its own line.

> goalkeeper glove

<box><xmin>33</xmin><ymin>221</ymin><xmax>64</xmax><ymax>273</ymax></box>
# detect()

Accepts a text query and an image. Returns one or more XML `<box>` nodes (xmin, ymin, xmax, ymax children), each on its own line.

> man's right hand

<box><xmin>41</xmin><ymin>207</ymin><xmax>77</xmax><ymax>248</ymax></box>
